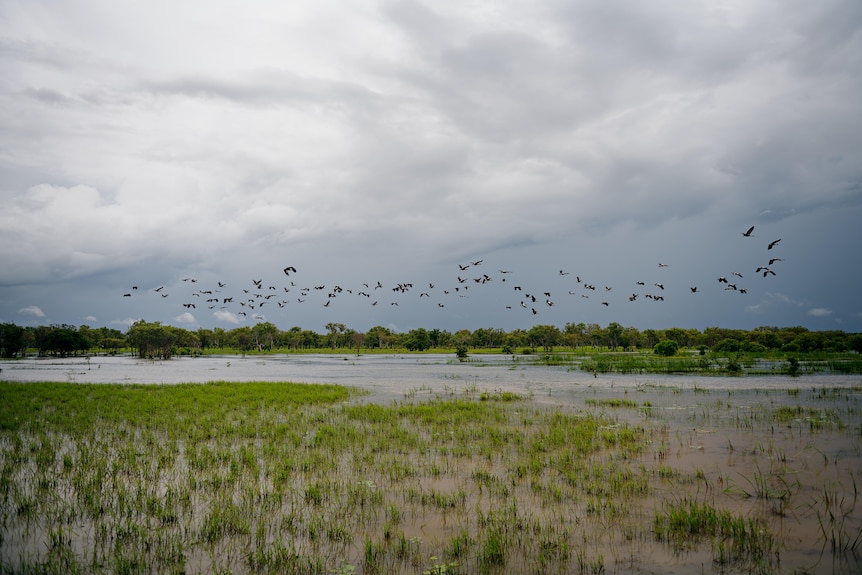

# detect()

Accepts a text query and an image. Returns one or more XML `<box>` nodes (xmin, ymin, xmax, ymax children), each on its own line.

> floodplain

<box><xmin>1</xmin><ymin>354</ymin><xmax>861</xmax><ymax>574</ymax></box>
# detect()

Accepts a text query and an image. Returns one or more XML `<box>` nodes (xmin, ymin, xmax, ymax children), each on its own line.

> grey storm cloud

<box><xmin>0</xmin><ymin>0</ymin><xmax>860</xmax><ymax>332</ymax></box>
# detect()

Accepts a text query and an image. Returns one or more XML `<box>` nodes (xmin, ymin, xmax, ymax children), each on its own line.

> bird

<box><xmin>743</xmin><ymin>225</ymin><xmax>755</xmax><ymax>237</ymax></box>
<box><xmin>690</xmin><ymin>287</ymin><xmax>698</xmax><ymax>293</ymax></box>
<box><xmin>768</xmin><ymin>258</ymin><xmax>784</xmax><ymax>265</ymax></box>
<box><xmin>732</xmin><ymin>272</ymin><xmax>743</xmax><ymax>278</ymax></box>
<box><xmin>768</xmin><ymin>239</ymin><xmax>781</xmax><ymax>250</ymax></box>
<box><xmin>123</xmin><ymin>293</ymin><xmax>131</xmax><ymax>297</ymax></box>
<box><xmin>655</xmin><ymin>283</ymin><xmax>664</xmax><ymax>290</ymax></box>
<box><xmin>658</xmin><ymin>263</ymin><xmax>669</xmax><ymax>268</ymax></box>
<box><xmin>283</xmin><ymin>266</ymin><xmax>297</xmax><ymax>275</ymax></box>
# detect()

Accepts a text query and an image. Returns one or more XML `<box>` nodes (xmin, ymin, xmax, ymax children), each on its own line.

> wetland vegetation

<box><xmin>2</xmin><ymin>377</ymin><xmax>862</xmax><ymax>574</ymax></box>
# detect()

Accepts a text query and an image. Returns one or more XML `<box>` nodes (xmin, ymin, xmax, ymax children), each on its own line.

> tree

<box><xmin>252</xmin><ymin>322</ymin><xmax>279</xmax><ymax>351</ymax></box>
<box><xmin>453</xmin><ymin>329</ymin><xmax>472</xmax><ymax>348</ymax></box>
<box><xmin>527</xmin><ymin>325</ymin><xmax>561</xmax><ymax>352</ymax></box>
<box><xmin>44</xmin><ymin>327</ymin><xmax>88</xmax><ymax>357</ymax></box>
<box><xmin>404</xmin><ymin>328</ymin><xmax>432</xmax><ymax>351</ymax></box>
<box><xmin>0</xmin><ymin>323</ymin><xmax>26</xmax><ymax>358</ymax></box>
<box><xmin>325</xmin><ymin>322</ymin><xmax>346</xmax><ymax>349</ymax></box>
<box><xmin>231</xmin><ymin>326</ymin><xmax>254</xmax><ymax>354</ymax></box>
<box><xmin>197</xmin><ymin>328</ymin><xmax>215</xmax><ymax>350</ymax></box>
<box><xmin>428</xmin><ymin>328</ymin><xmax>442</xmax><ymax>347</ymax></box>
<box><xmin>284</xmin><ymin>326</ymin><xmax>303</xmax><ymax>350</ymax></box>
<box><xmin>584</xmin><ymin>324</ymin><xmax>603</xmax><ymax>348</ymax></box>
<box><xmin>349</xmin><ymin>330</ymin><xmax>365</xmax><ymax>354</ymax></box>
<box><xmin>605</xmin><ymin>322</ymin><xmax>624</xmax><ymax>350</ymax></box>
<box><xmin>127</xmin><ymin>321</ymin><xmax>178</xmax><ymax>359</ymax></box>
<box><xmin>364</xmin><ymin>326</ymin><xmax>392</xmax><ymax>349</ymax></box>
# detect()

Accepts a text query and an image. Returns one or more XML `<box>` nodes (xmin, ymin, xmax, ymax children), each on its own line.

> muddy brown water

<box><xmin>3</xmin><ymin>354</ymin><xmax>862</xmax><ymax>574</ymax></box>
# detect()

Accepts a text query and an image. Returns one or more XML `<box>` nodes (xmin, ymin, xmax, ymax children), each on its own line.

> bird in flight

<box><xmin>283</xmin><ymin>266</ymin><xmax>297</xmax><ymax>275</ymax></box>
<box><xmin>768</xmin><ymin>239</ymin><xmax>781</xmax><ymax>250</ymax></box>
<box><xmin>742</xmin><ymin>226</ymin><xmax>755</xmax><ymax>237</ymax></box>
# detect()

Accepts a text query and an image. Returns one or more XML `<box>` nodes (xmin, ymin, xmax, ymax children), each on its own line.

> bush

<box><xmin>654</xmin><ymin>340</ymin><xmax>679</xmax><ymax>357</ymax></box>
<box><xmin>787</xmin><ymin>357</ymin><xmax>800</xmax><ymax>376</ymax></box>
<box><xmin>742</xmin><ymin>341</ymin><xmax>767</xmax><ymax>353</ymax></box>
<box><xmin>712</xmin><ymin>338</ymin><xmax>741</xmax><ymax>353</ymax></box>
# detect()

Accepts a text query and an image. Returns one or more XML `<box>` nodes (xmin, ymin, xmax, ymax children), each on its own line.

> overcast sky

<box><xmin>1</xmin><ymin>0</ymin><xmax>860</xmax><ymax>335</ymax></box>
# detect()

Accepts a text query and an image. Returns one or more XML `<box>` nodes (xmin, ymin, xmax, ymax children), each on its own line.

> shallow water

<box><xmin>3</xmin><ymin>352</ymin><xmax>858</xmax><ymax>394</ymax></box>
<box><xmin>4</xmin><ymin>354</ymin><xmax>862</xmax><ymax>574</ymax></box>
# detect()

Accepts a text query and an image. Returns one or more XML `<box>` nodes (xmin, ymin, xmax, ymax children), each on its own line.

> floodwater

<box><xmin>3</xmin><ymin>354</ymin><xmax>862</xmax><ymax>574</ymax></box>
<box><xmin>2</xmin><ymin>352</ymin><xmax>857</xmax><ymax>395</ymax></box>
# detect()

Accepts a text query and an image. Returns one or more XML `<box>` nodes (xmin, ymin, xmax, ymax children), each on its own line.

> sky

<box><xmin>1</xmin><ymin>0</ymin><xmax>861</xmax><ymax>335</ymax></box>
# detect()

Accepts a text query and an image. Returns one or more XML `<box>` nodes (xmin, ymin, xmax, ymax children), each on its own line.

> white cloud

<box><xmin>214</xmin><ymin>311</ymin><xmax>241</xmax><ymax>324</ymax></box>
<box><xmin>84</xmin><ymin>315</ymin><xmax>97</xmax><ymax>323</ymax></box>
<box><xmin>174</xmin><ymin>312</ymin><xmax>197</xmax><ymax>325</ymax></box>
<box><xmin>18</xmin><ymin>305</ymin><xmax>45</xmax><ymax>317</ymax></box>
<box><xmin>110</xmin><ymin>318</ymin><xmax>141</xmax><ymax>327</ymax></box>
<box><xmin>765</xmin><ymin>292</ymin><xmax>806</xmax><ymax>308</ymax></box>
<box><xmin>808</xmin><ymin>307</ymin><xmax>832</xmax><ymax>317</ymax></box>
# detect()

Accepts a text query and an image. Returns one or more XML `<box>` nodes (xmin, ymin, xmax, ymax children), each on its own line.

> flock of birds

<box><xmin>122</xmin><ymin>226</ymin><xmax>786</xmax><ymax>323</ymax></box>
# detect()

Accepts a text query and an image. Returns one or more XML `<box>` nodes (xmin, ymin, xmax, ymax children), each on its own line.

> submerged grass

<box><xmin>0</xmin><ymin>380</ymin><xmax>646</xmax><ymax>574</ymax></box>
<box><xmin>1</xmin><ymin>380</ymin><xmax>860</xmax><ymax>574</ymax></box>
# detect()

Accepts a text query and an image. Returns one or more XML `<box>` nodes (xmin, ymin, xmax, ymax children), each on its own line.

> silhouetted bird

<box><xmin>743</xmin><ymin>226</ymin><xmax>755</xmax><ymax>237</ymax></box>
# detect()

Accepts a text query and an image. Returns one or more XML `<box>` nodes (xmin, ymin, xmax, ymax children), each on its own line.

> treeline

<box><xmin>2</xmin><ymin>320</ymin><xmax>861</xmax><ymax>360</ymax></box>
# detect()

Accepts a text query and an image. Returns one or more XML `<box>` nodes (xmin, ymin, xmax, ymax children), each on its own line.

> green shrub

<box><xmin>713</xmin><ymin>338</ymin><xmax>741</xmax><ymax>353</ymax></box>
<box><xmin>654</xmin><ymin>340</ymin><xmax>679</xmax><ymax>357</ymax></box>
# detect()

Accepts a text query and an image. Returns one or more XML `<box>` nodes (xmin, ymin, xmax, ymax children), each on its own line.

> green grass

<box><xmin>0</xmin><ymin>380</ymin><xmax>649</xmax><ymax>574</ymax></box>
<box><xmin>2</xmin><ymin>380</ymin><xmax>861</xmax><ymax>574</ymax></box>
<box><xmin>654</xmin><ymin>499</ymin><xmax>778</xmax><ymax>568</ymax></box>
